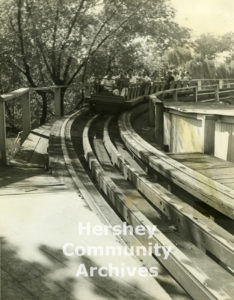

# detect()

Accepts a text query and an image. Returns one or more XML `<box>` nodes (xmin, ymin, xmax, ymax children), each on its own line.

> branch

<box><xmin>62</xmin><ymin>56</ymin><xmax>73</xmax><ymax>81</ymax></box>
<box><xmin>51</xmin><ymin>0</ymin><xmax>60</xmax><ymax>76</ymax></box>
<box><xmin>36</xmin><ymin>38</ymin><xmax>55</xmax><ymax>81</ymax></box>
<box><xmin>86</xmin><ymin>8</ymin><xmax>118</xmax><ymax>59</ymax></box>
<box><xmin>16</xmin><ymin>0</ymin><xmax>36</xmax><ymax>87</ymax></box>
<box><xmin>66</xmin><ymin>62</ymin><xmax>85</xmax><ymax>86</ymax></box>
<box><xmin>67</xmin><ymin>1</ymin><xmax>143</xmax><ymax>86</ymax></box>
<box><xmin>8</xmin><ymin>60</ymin><xmax>27</xmax><ymax>76</ymax></box>
<box><xmin>90</xmin><ymin>12</ymin><xmax>135</xmax><ymax>57</ymax></box>
<box><xmin>57</xmin><ymin>0</ymin><xmax>86</xmax><ymax>71</ymax></box>
<box><xmin>60</xmin><ymin>0</ymin><xmax>86</xmax><ymax>51</ymax></box>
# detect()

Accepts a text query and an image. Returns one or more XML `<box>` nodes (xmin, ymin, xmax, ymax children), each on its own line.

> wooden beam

<box><xmin>148</xmin><ymin>95</ymin><xmax>156</xmax><ymax>126</ymax></box>
<box><xmin>54</xmin><ymin>87</ymin><xmax>62</xmax><ymax>117</ymax></box>
<box><xmin>193</xmin><ymin>86</ymin><xmax>198</xmax><ymax>102</ymax></box>
<box><xmin>219</xmin><ymin>79</ymin><xmax>223</xmax><ymax>89</ymax></box>
<box><xmin>1</xmin><ymin>88</ymin><xmax>29</xmax><ymax>102</ymax></box>
<box><xmin>154</xmin><ymin>100</ymin><xmax>164</xmax><ymax>147</ymax></box>
<box><xmin>21</xmin><ymin>91</ymin><xmax>31</xmax><ymax>141</ymax></box>
<box><xmin>0</xmin><ymin>101</ymin><xmax>7</xmax><ymax>166</ymax></box>
<box><xmin>120</xmin><ymin>109</ymin><xmax>234</xmax><ymax>219</ymax></box>
<box><xmin>197</xmin><ymin>80</ymin><xmax>202</xmax><ymax>91</ymax></box>
<box><xmin>215</xmin><ymin>84</ymin><xmax>220</xmax><ymax>102</ymax></box>
<box><xmin>172</xmin><ymin>90</ymin><xmax>178</xmax><ymax>101</ymax></box>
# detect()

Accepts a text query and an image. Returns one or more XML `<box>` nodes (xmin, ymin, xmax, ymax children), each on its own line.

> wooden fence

<box><xmin>0</xmin><ymin>86</ymin><xmax>63</xmax><ymax>166</ymax></box>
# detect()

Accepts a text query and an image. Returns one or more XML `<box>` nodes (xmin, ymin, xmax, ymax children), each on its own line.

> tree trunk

<box><xmin>35</xmin><ymin>91</ymin><xmax>48</xmax><ymax>125</ymax></box>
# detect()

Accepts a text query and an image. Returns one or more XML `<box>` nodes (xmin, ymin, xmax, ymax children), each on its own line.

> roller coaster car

<box><xmin>89</xmin><ymin>90</ymin><xmax>126</xmax><ymax>114</ymax></box>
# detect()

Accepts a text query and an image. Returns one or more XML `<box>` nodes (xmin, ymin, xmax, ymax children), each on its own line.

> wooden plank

<box><xmin>60</xmin><ymin>112</ymin><xmax>177</xmax><ymax>300</ymax></box>
<box><xmin>115</xmin><ymin>141</ymin><xmax>145</xmax><ymax>174</ymax></box>
<box><xmin>170</xmin><ymin>153</ymin><xmax>234</xmax><ymax>172</ymax></box>
<box><xmin>169</xmin><ymin>153</ymin><xmax>205</xmax><ymax>160</ymax></box>
<box><xmin>214</xmin><ymin>121</ymin><xmax>234</xmax><ymax>162</ymax></box>
<box><xmin>0</xmin><ymin>88</ymin><xmax>29</xmax><ymax>102</ymax></box>
<box><xmin>85</xmin><ymin>116</ymin><xmax>234</xmax><ymax>300</ymax></box>
<box><xmin>119</xmin><ymin>109</ymin><xmax>234</xmax><ymax>219</ymax></box>
<box><xmin>181</xmin><ymin>162</ymin><xmax>234</xmax><ymax>170</ymax></box>
<box><xmin>14</xmin><ymin>132</ymin><xmax>41</xmax><ymax>163</ymax></box>
<box><xmin>30</xmin><ymin>137</ymin><xmax>48</xmax><ymax>165</ymax></box>
<box><xmin>163</xmin><ymin>101</ymin><xmax>234</xmax><ymax>116</ymax></box>
<box><xmin>196</xmin><ymin>167</ymin><xmax>234</xmax><ymax>178</ymax></box>
<box><xmin>223</xmin><ymin>182</ymin><xmax>234</xmax><ymax>189</ymax></box>
<box><xmin>216</xmin><ymin>177</ymin><xmax>234</xmax><ymax>184</ymax></box>
<box><xmin>103</xmin><ymin>117</ymin><xmax>234</xmax><ymax>270</ymax></box>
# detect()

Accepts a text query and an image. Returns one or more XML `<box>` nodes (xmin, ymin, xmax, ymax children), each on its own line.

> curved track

<box><xmin>49</xmin><ymin>104</ymin><xmax>234</xmax><ymax>300</ymax></box>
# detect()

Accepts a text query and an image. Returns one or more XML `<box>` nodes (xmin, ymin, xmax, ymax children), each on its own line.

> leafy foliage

<box><xmin>0</xmin><ymin>0</ymin><xmax>190</xmax><ymax>126</ymax></box>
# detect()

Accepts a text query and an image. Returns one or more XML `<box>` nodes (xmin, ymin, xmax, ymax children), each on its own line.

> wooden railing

<box><xmin>2</xmin><ymin>80</ymin><xmax>234</xmax><ymax>166</ymax></box>
<box><xmin>0</xmin><ymin>86</ymin><xmax>64</xmax><ymax>166</ymax></box>
<box><xmin>148</xmin><ymin>83</ymin><xmax>234</xmax><ymax>148</ymax></box>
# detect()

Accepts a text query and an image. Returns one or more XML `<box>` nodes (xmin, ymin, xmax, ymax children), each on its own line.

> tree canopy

<box><xmin>0</xmin><ymin>0</ymin><xmax>190</xmax><ymax>123</ymax></box>
<box><xmin>0</xmin><ymin>0</ymin><xmax>190</xmax><ymax>87</ymax></box>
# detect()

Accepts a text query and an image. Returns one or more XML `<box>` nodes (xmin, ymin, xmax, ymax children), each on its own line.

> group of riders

<box><xmin>89</xmin><ymin>69</ymin><xmax>152</xmax><ymax>97</ymax></box>
<box><xmin>88</xmin><ymin>68</ymin><xmax>192</xmax><ymax>97</ymax></box>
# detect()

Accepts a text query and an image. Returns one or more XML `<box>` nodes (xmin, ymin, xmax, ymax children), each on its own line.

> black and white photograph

<box><xmin>1</xmin><ymin>0</ymin><xmax>234</xmax><ymax>299</ymax></box>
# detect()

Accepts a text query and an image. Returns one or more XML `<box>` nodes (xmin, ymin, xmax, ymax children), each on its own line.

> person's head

<box><xmin>107</xmin><ymin>71</ymin><xmax>113</xmax><ymax>79</ymax></box>
<box><xmin>127</xmin><ymin>68</ymin><xmax>133</xmax><ymax>76</ymax></box>
<box><xmin>113</xmin><ymin>68</ymin><xmax>119</xmax><ymax>76</ymax></box>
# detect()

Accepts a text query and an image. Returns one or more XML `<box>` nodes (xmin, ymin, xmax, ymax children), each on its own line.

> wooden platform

<box><xmin>164</xmin><ymin>102</ymin><xmax>234</xmax><ymax>116</ymax></box>
<box><xmin>169</xmin><ymin>153</ymin><xmax>234</xmax><ymax>190</ymax></box>
<box><xmin>11</xmin><ymin>123</ymin><xmax>51</xmax><ymax>167</ymax></box>
<box><xmin>120</xmin><ymin>105</ymin><xmax>234</xmax><ymax>219</ymax></box>
<box><xmin>1</xmin><ymin>118</ymin><xmax>169</xmax><ymax>300</ymax></box>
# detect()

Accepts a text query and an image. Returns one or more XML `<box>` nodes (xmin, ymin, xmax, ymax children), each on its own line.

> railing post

<box><xmin>0</xmin><ymin>100</ymin><xmax>7</xmax><ymax>166</ymax></box>
<box><xmin>154</xmin><ymin>99</ymin><xmax>164</xmax><ymax>148</ymax></box>
<box><xmin>21</xmin><ymin>90</ymin><xmax>31</xmax><ymax>141</ymax></box>
<box><xmin>173</xmin><ymin>90</ymin><xmax>178</xmax><ymax>101</ymax></box>
<box><xmin>197</xmin><ymin>80</ymin><xmax>202</xmax><ymax>91</ymax></box>
<box><xmin>54</xmin><ymin>87</ymin><xmax>62</xmax><ymax>117</ymax></box>
<box><xmin>193</xmin><ymin>86</ymin><xmax>198</xmax><ymax>102</ymax></box>
<box><xmin>148</xmin><ymin>95</ymin><xmax>156</xmax><ymax>126</ymax></box>
<box><xmin>215</xmin><ymin>84</ymin><xmax>220</xmax><ymax>102</ymax></box>
<box><xmin>219</xmin><ymin>79</ymin><xmax>223</xmax><ymax>89</ymax></box>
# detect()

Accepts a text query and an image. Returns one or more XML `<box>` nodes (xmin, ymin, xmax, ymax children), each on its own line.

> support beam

<box><xmin>197</xmin><ymin>80</ymin><xmax>202</xmax><ymax>91</ymax></box>
<box><xmin>154</xmin><ymin>99</ymin><xmax>164</xmax><ymax>148</ymax></box>
<box><xmin>54</xmin><ymin>87</ymin><xmax>62</xmax><ymax>117</ymax></box>
<box><xmin>219</xmin><ymin>79</ymin><xmax>223</xmax><ymax>89</ymax></box>
<box><xmin>148</xmin><ymin>95</ymin><xmax>156</xmax><ymax>126</ymax></box>
<box><xmin>0</xmin><ymin>100</ymin><xmax>6</xmax><ymax>166</ymax></box>
<box><xmin>21</xmin><ymin>91</ymin><xmax>31</xmax><ymax>141</ymax></box>
<box><xmin>215</xmin><ymin>84</ymin><xmax>220</xmax><ymax>102</ymax></box>
<box><xmin>172</xmin><ymin>90</ymin><xmax>178</xmax><ymax>101</ymax></box>
<box><xmin>193</xmin><ymin>86</ymin><xmax>198</xmax><ymax>102</ymax></box>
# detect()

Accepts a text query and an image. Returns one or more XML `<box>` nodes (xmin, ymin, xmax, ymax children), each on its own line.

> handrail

<box><xmin>151</xmin><ymin>83</ymin><xmax>234</xmax><ymax>103</ymax></box>
<box><xmin>0</xmin><ymin>85</ymin><xmax>67</xmax><ymax>166</ymax></box>
<box><xmin>2</xmin><ymin>80</ymin><xmax>234</xmax><ymax>166</ymax></box>
<box><xmin>0</xmin><ymin>88</ymin><xmax>30</xmax><ymax>102</ymax></box>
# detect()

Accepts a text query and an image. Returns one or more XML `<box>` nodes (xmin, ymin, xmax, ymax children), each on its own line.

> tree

<box><xmin>194</xmin><ymin>33</ymin><xmax>234</xmax><ymax>60</ymax></box>
<box><xmin>165</xmin><ymin>46</ymin><xmax>192</xmax><ymax>67</ymax></box>
<box><xmin>0</xmin><ymin>0</ymin><xmax>190</xmax><ymax>124</ymax></box>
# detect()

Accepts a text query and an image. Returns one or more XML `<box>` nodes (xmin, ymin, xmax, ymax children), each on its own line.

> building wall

<box><xmin>169</xmin><ymin>113</ymin><xmax>204</xmax><ymax>153</ymax></box>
